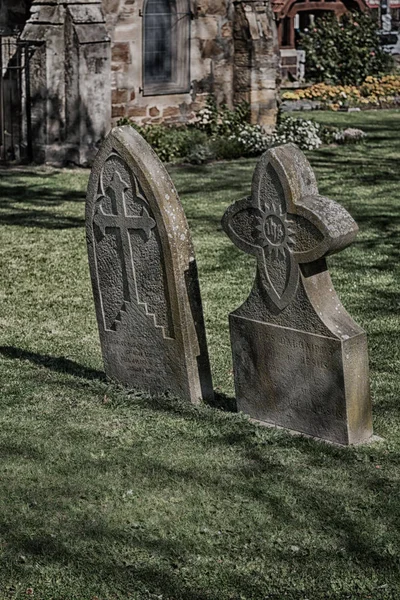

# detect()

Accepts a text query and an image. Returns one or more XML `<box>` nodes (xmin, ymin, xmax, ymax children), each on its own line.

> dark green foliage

<box><xmin>300</xmin><ymin>11</ymin><xmax>394</xmax><ymax>84</ymax></box>
<box><xmin>209</xmin><ymin>137</ymin><xmax>246</xmax><ymax>160</ymax></box>
<box><xmin>117</xmin><ymin>119</ymin><xmax>209</xmax><ymax>163</ymax></box>
<box><xmin>316</xmin><ymin>123</ymin><xmax>340</xmax><ymax>145</ymax></box>
<box><xmin>118</xmin><ymin>98</ymin><xmax>269</xmax><ymax>163</ymax></box>
<box><xmin>185</xmin><ymin>142</ymin><xmax>216</xmax><ymax>165</ymax></box>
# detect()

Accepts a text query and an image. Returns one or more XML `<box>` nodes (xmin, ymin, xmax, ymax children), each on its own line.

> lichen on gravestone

<box><xmin>86</xmin><ymin>126</ymin><xmax>213</xmax><ymax>404</ymax></box>
<box><xmin>222</xmin><ymin>143</ymin><xmax>373</xmax><ymax>445</ymax></box>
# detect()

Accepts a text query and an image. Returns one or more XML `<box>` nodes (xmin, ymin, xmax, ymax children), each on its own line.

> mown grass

<box><xmin>0</xmin><ymin>110</ymin><xmax>398</xmax><ymax>600</ymax></box>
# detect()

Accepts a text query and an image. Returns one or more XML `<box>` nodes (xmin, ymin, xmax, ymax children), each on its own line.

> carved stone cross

<box><xmin>86</xmin><ymin>126</ymin><xmax>213</xmax><ymax>405</ymax></box>
<box><xmin>94</xmin><ymin>169</ymin><xmax>156</xmax><ymax>307</ymax></box>
<box><xmin>95</xmin><ymin>171</ymin><xmax>155</xmax><ymax>240</ymax></box>
<box><xmin>222</xmin><ymin>144</ymin><xmax>373</xmax><ymax>445</ymax></box>
<box><xmin>222</xmin><ymin>144</ymin><xmax>357</xmax><ymax>310</ymax></box>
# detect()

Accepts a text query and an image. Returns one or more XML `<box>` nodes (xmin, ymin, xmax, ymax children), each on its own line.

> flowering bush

<box><xmin>118</xmin><ymin>99</ymin><xmax>365</xmax><ymax>163</ymax></box>
<box><xmin>281</xmin><ymin>75</ymin><xmax>400</xmax><ymax>109</ymax></box>
<box><xmin>194</xmin><ymin>100</ymin><xmax>219</xmax><ymax>135</ymax></box>
<box><xmin>271</xmin><ymin>117</ymin><xmax>322</xmax><ymax>150</ymax></box>
<box><xmin>194</xmin><ymin>97</ymin><xmax>270</xmax><ymax>157</ymax></box>
<box><xmin>269</xmin><ymin>117</ymin><xmax>366</xmax><ymax>149</ymax></box>
<box><xmin>300</xmin><ymin>11</ymin><xmax>394</xmax><ymax>85</ymax></box>
<box><xmin>228</xmin><ymin>123</ymin><xmax>270</xmax><ymax>155</ymax></box>
<box><xmin>195</xmin><ymin>96</ymin><xmax>249</xmax><ymax>136</ymax></box>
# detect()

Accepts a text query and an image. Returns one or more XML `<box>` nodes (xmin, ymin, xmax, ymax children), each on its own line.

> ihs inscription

<box><xmin>264</xmin><ymin>215</ymin><xmax>285</xmax><ymax>246</ymax></box>
<box><xmin>256</xmin><ymin>200</ymin><xmax>296</xmax><ymax>259</ymax></box>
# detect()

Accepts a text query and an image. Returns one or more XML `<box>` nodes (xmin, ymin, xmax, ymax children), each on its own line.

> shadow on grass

<box><xmin>170</xmin><ymin>159</ymin><xmax>254</xmax><ymax>199</ymax></box>
<box><xmin>0</xmin><ymin>345</ymin><xmax>237</xmax><ymax>413</ymax></box>
<box><xmin>0</xmin><ymin>401</ymin><xmax>398</xmax><ymax>599</ymax></box>
<box><xmin>0</xmin><ymin>210</ymin><xmax>84</xmax><ymax>229</ymax></box>
<box><xmin>0</xmin><ymin>170</ymin><xmax>86</xmax><ymax>229</ymax></box>
<box><xmin>0</xmin><ymin>346</ymin><xmax>105</xmax><ymax>382</ymax></box>
<box><xmin>0</xmin><ymin>348</ymin><xmax>398</xmax><ymax>598</ymax></box>
<box><xmin>210</xmin><ymin>391</ymin><xmax>237</xmax><ymax>412</ymax></box>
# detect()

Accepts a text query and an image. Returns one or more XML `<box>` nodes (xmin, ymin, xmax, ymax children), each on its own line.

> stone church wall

<box><xmin>3</xmin><ymin>0</ymin><xmax>278</xmax><ymax>165</ymax></box>
<box><xmin>20</xmin><ymin>0</ymin><xmax>111</xmax><ymax>165</ymax></box>
<box><xmin>104</xmin><ymin>0</ymin><xmax>279</xmax><ymax>130</ymax></box>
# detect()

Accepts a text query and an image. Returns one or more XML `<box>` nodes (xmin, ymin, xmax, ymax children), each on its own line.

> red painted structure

<box><xmin>272</xmin><ymin>0</ymin><xmax>400</xmax><ymax>48</ymax></box>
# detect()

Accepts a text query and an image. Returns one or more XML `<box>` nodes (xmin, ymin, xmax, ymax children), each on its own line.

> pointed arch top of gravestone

<box><xmin>86</xmin><ymin>126</ymin><xmax>213</xmax><ymax>404</ymax></box>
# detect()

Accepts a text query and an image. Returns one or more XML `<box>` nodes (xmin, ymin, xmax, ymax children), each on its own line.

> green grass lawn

<box><xmin>0</xmin><ymin>110</ymin><xmax>399</xmax><ymax>600</ymax></box>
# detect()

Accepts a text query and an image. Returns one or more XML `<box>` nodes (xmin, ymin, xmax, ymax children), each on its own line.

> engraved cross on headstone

<box><xmin>222</xmin><ymin>143</ymin><xmax>373</xmax><ymax>445</ymax></box>
<box><xmin>86</xmin><ymin>127</ymin><xmax>214</xmax><ymax>404</ymax></box>
<box><xmin>94</xmin><ymin>169</ymin><xmax>156</xmax><ymax>307</ymax></box>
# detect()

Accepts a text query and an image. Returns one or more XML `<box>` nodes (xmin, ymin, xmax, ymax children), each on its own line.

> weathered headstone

<box><xmin>222</xmin><ymin>143</ymin><xmax>373</xmax><ymax>445</ymax></box>
<box><xmin>86</xmin><ymin>126</ymin><xmax>213</xmax><ymax>404</ymax></box>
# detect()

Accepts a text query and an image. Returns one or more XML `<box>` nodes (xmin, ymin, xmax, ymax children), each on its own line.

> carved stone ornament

<box><xmin>86</xmin><ymin>126</ymin><xmax>213</xmax><ymax>404</ymax></box>
<box><xmin>222</xmin><ymin>144</ymin><xmax>373</xmax><ymax>445</ymax></box>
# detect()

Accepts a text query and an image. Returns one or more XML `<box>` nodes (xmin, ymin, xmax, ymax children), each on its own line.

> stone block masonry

<box><xmin>20</xmin><ymin>0</ymin><xmax>111</xmax><ymax>166</ymax></box>
<box><xmin>104</xmin><ymin>0</ymin><xmax>279</xmax><ymax>130</ymax></box>
<box><xmin>15</xmin><ymin>0</ymin><xmax>279</xmax><ymax>164</ymax></box>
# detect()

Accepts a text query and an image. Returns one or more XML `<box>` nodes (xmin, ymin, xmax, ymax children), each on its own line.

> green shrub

<box><xmin>116</xmin><ymin>119</ymin><xmax>208</xmax><ymax>163</ymax></box>
<box><xmin>300</xmin><ymin>11</ymin><xmax>394</xmax><ymax>85</ymax></box>
<box><xmin>117</xmin><ymin>98</ymin><xmax>365</xmax><ymax>163</ymax></box>
<box><xmin>318</xmin><ymin>124</ymin><xmax>341</xmax><ymax>145</ymax></box>
<box><xmin>210</xmin><ymin>137</ymin><xmax>245</xmax><ymax>161</ymax></box>
<box><xmin>186</xmin><ymin>143</ymin><xmax>215</xmax><ymax>165</ymax></box>
<box><xmin>118</xmin><ymin>98</ymin><xmax>271</xmax><ymax>163</ymax></box>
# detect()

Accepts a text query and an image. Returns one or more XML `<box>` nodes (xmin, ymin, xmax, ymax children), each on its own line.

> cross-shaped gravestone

<box><xmin>222</xmin><ymin>143</ymin><xmax>373</xmax><ymax>445</ymax></box>
<box><xmin>86</xmin><ymin>127</ymin><xmax>213</xmax><ymax>404</ymax></box>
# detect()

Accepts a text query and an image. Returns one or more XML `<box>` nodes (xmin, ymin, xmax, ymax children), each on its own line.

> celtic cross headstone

<box><xmin>86</xmin><ymin>126</ymin><xmax>213</xmax><ymax>403</ymax></box>
<box><xmin>222</xmin><ymin>144</ymin><xmax>373</xmax><ymax>445</ymax></box>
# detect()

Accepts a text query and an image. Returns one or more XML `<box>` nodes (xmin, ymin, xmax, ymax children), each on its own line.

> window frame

<box><xmin>142</xmin><ymin>0</ymin><xmax>191</xmax><ymax>97</ymax></box>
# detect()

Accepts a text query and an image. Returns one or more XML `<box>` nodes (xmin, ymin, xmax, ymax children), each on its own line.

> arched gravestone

<box><xmin>86</xmin><ymin>126</ymin><xmax>213</xmax><ymax>404</ymax></box>
<box><xmin>222</xmin><ymin>144</ymin><xmax>373</xmax><ymax>445</ymax></box>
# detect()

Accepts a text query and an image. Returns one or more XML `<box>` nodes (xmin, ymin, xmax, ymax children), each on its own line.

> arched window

<box><xmin>143</xmin><ymin>0</ymin><xmax>190</xmax><ymax>95</ymax></box>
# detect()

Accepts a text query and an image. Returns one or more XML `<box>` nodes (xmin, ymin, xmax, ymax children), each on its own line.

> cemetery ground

<box><xmin>0</xmin><ymin>110</ymin><xmax>399</xmax><ymax>600</ymax></box>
